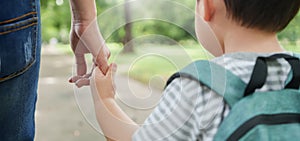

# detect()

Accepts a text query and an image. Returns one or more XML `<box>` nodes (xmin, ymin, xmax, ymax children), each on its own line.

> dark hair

<box><xmin>224</xmin><ymin>0</ymin><xmax>300</xmax><ymax>32</ymax></box>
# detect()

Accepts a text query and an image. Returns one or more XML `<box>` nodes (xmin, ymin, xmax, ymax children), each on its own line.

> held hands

<box><xmin>69</xmin><ymin>20</ymin><xmax>110</xmax><ymax>87</ymax></box>
<box><xmin>90</xmin><ymin>63</ymin><xmax>117</xmax><ymax>101</ymax></box>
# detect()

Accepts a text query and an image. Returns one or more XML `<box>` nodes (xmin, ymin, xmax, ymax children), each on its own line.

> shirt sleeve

<box><xmin>132</xmin><ymin>77</ymin><xmax>226</xmax><ymax>141</ymax></box>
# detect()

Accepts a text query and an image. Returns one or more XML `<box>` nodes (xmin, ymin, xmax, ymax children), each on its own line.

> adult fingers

<box><xmin>75</xmin><ymin>54</ymin><xmax>87</xmax><ymax>76</ymax></box>
<box><xmin>95</xmin><ymin>50</ymin><xmax>109</xmax><ymax>74</ymax></box>
<box><xmin>69</xmin><ymin>56</ymin><xmax>90</xmax><ymax>83</ymax></box>
<box><xmin>69</xmin><ymin>75</ymin><xmax>82</xmax><ymax>83</ymax></box>
<box><xmin>75</xmin><ymin>78</ymin><xmax>90</xmax><ymax>88</ymax></box>
<box><xmin>69</xmin><ymin>54</ymin><xmax>87</xmax><ymax>83</ymax></box>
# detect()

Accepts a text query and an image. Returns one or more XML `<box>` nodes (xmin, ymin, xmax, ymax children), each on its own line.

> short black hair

<box><xmin>224</xmin><ymin>0</ymin><xmax>300</xmax><ymax>33</ymax></box>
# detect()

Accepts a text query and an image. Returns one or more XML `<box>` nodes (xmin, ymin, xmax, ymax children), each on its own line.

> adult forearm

<box><xmin>69</xmin><ymin>0</ymin><xmax>109</xmax><ymax>68</ymax></box>
<box><xmin>69</xmin><ymin>0</ymin><xmax>97</xmax><ymax>23</ymax></box>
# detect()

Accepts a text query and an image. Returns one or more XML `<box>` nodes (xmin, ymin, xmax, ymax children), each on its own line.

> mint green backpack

<box><xmin>167</xmin><ymin>53</ymin><xmax>300</xmax><ymax>141</ymax></box>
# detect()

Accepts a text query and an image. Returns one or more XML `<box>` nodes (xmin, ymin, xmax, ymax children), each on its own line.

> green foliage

<box><xmin>41</xmin><ymin>0</ymin><xmax>299</xmax><ymax>44</ymax></box>
<box><xmin>40</xmin><ymin>0</ymin><xmax>119</xmax><ymax>43</ymax></box>
<box><xmin>278</xmin><ymin>13</ymin><xmax>300</xmax><ymax>43</ymax></box>
<box><xmin>41</xmin><ymin>0</ymin><xmax>71</xmax><ymax>43</ymax></box>
<box><xmin>133</xmin><ymin>21</ymin><xmax>192</xmax><ymax>41</ymax></box>
<box><xmin>107</xmin><ymin>20</ymin><xmax>193</xmax><ymax>43</ymax></box>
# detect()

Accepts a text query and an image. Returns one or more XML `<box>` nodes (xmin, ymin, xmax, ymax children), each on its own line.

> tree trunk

<box><xmin>122</xmin><ymin>0</ymin><xmax>134</xmax><ymax>53</ymax></box>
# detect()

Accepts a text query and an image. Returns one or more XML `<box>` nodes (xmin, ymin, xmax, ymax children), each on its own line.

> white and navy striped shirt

<box><xmin>132</xmin><ymin>52</ymin><xmax>294</xmax><ymax>141</ymax></box>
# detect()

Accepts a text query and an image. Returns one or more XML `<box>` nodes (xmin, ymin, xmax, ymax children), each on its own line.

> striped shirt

<box><xmin>132</xmin><ymin>52</ymin><xmax>293</xmax><ymax>141</ymax></box>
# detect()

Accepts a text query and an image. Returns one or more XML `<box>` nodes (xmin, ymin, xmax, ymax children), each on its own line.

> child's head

<box><xmin>222</xmin><ymin>0</ymin><xmax>300</xmax><ymax>33</ymax></box>
<box><xmin>195</xmin><ymin>0</ymin><xmax>300</xmax><ymax>55</ymax></box>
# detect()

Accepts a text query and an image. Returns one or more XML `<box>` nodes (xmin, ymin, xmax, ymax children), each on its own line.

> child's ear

<box><xmin>203</xmin><ymin>0</ymin><xmax>215</xmax><ymax>21</ymax></box>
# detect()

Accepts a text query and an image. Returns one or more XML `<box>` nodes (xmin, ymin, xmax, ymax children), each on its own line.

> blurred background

<box><xmin>36</xmin><ymin>0</ymin><xmax>300</xmax><ymax>140</ymax></box>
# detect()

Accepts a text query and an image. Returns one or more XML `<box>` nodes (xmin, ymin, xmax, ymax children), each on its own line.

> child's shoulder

<box><xmin>212</xmin><ymin>51</ymin><xmax>295</xmax><ymax>67</ymax></box>
<box><xmin>211</xmin><ymin>51</ymin><xmax>294</xmax><ymax>82</ymax></box>
<box><xmin>168</xmin><ymin>51</ymin><xmax>298</xmax><ymax>90</ymax></box>
<box><xmin>212</xmin><ymin>51</ymin><xmax>294</xmax><ymax>62</ymax></box>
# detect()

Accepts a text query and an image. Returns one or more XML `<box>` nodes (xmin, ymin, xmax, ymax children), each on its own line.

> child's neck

<box><xmin>223</xmin><ymin>27</ymin><xmax>285</xmax><ymax>54</ymax></box>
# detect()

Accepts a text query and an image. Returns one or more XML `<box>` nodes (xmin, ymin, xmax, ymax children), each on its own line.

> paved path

<box><xmin>35</xmin><ymin>46</ymin><xmax>162</xmax><ymax>141</ymax></box>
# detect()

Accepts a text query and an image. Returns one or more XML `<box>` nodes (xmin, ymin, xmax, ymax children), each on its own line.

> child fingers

<box><xmin>107</xmin><ymin>63</ymin><xmax>117</xmax><ymax>78</ymax></box>
<box><xmin>108</xmin><ymin>63</ymin><xmax>117</xmax><ymax>90</ymax></box>
<box><xmin>91</xmin><ymin>63</ymin><xmax>117</xmax><ymax>89</ymax></box>
<box><xmin>93</xmin><ymin>66</ymin><xmax>105</xmax><ymax>78</ymax></box>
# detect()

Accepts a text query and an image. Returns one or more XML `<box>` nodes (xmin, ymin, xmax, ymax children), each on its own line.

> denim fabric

<box><xmin>0</xmin><ymin>0</ymin><xmax>41</xmax><ymax>140</ymax></box>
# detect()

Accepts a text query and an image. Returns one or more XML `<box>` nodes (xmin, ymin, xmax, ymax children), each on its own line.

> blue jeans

<box><xmin>0</xmin><ymin>0</ymin><xmax>41</xmax><ymax>140</ymax></box>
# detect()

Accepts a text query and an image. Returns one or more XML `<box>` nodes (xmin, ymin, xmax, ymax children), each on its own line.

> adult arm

<box><xmin>69</xmin><ymin>0</ymin><xmax>110</xmax><ymax>87</ymax></box>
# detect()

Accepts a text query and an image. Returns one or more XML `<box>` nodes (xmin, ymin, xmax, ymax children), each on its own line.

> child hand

<box><xmin>90</xmin><ymin>63</ymin><xmax>117</xmax><ymax>100</ymax></box>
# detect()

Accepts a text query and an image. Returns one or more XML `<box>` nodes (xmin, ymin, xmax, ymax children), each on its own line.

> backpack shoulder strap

<box><xmin>283</xmin><ymin>53</ymin><xmax>300</xmax><ymax>89</ymax></box>
<box><xmin>166</xmin><ymin>60</ymin><xmax>247</xmax><ymax>108</ymax></box>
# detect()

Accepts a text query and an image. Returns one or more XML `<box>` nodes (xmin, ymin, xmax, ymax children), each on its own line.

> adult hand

<box><xmin>69</xmin><ymin>19</ymin><xmax>110</xmax><ymax>88</ymax></box>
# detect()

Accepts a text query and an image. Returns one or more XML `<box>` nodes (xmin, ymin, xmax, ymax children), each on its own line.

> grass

<box><xmin>106</xmin><ymin>43</ymin><xmax>212</xmax><ymax>89</ymax></box>
<box><xmin>281</xmin><ymin>42</ymin><xmax>300</xmax><ymax>53</ymax></box>
<box><xmin>55</xmin><ymin>41</ymin><xmax>299</xmax><ymax>89</ymax></box>
<box><xmin>54</xmin><ymin>43</ymin><xmax>73</xmax><ymax>55</ymax></box>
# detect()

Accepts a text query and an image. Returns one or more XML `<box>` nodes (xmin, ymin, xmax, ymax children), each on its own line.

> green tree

<box><xmin>41</xmin><ymin>0</ymin><xmax>117</xmax><ymax>43</ymax></box>
<box><xmin>40</xmin><ymin>0</ymin><xmax>300</xmax><ymax>45</ymax></box>
<box><xmin>278</xmin><ymin>13</ymin><xmax>300</xmax><ymax>43</ymax></box>
<box><xmin>41</xmin><ymin>0</ymin><xmax>71</xmax><ymax>43</ymax></box>
<box><xmin>122</xmin><ymin>0</ymin><xmax>134</xmax><ymax>53</ymax></box>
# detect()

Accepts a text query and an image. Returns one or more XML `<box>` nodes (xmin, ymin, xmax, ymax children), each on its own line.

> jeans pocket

<box><xmin>0</xmin><ymin>12</ymin><xmax>38</xmax><ymax>83</ymax></box>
